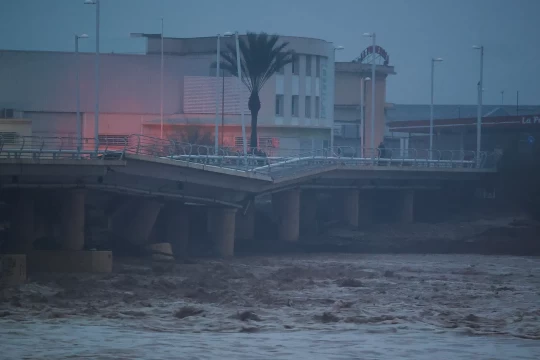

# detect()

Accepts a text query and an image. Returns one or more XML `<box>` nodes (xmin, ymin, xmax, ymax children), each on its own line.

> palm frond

<box><xmin>219</xmin><ymin>32</ymin><xmax>294</xmax><ymax>94</ymax></box>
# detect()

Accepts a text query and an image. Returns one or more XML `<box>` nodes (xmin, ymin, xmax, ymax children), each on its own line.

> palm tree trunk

<box><xmin>248</xmin><ymin>91</ymin><xmax>261</xmax><ymax>149</ymax></box>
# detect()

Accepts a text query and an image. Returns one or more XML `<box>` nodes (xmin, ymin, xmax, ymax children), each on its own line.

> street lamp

<box><xmin>360</xmin><ymin>77</ymin><xmax>370</xmax><ymax>158</ymax></box>
<box><xmin>75</xmin><ymin>33</ymin><xmax>89</xmax><ymax>153</ymax></box>
<box><xmin>214</xmin><ymin>32</ymin><xmax>233</xmax><ymax>153</ymax></box>
<box><xmin>430</xmin><ymin>57</ymin><xmax>443</xmax><ymax>159</ymax></box>
<box><xmin>160</xmin><ymin>18</ymin><xmax>164</xmax><ymax>139</ymax></box>
<box><xmin>363</xmin><ymin>32</ymin><xmax>376</xmax><ymax>155</ymax></box>
<box><xmin>331</xmin><ymin>45</ymin><xmax>344</xmax><ymax>150</ymax></box>
<box><xmin>130</xmin><ymin>19</ymin><xmax>165</xmax><ymax>139</ymax></box>
<box><xmin>473</xmin><ymin>45</ymin><xmax>484</xmax><ymax>167</ymax></box>
<box><xmin>84</xmin><ymin>0</ymin><xmax>100</xmax><ymax>151</ymax></box>
<box><xmin>234</xmin><ymin>31</ymin><xmax>247</xmax><ymax>161</ymax></box>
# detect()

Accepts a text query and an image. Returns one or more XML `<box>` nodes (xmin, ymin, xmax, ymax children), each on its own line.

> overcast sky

<box><xmin>1</xmin><ymin>0</ymin><xmax>539</xmax><ymax>105</ymax></box>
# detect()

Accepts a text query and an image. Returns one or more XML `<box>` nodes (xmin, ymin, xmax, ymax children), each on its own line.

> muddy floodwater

<box><xmin>1</xmin><ymin>254</ymin><xmax>540</xmax><ymax>359</ymax></box>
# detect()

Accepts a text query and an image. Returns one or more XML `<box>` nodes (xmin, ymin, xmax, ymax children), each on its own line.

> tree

<box><xmin>219</xmin><ymin>32</ymin><xmax>294</xmax><ymax>149</ymax></box>
<box><xmin>167</xmin><ymin>125</ymin><xmax>213</xmax><ymax>155</ymax></box>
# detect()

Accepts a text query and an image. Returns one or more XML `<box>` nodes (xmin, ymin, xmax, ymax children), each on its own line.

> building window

<box><xmin>315</xmin><ymin>96</ymin><xmax>320</xmax><ymax>118</ymax></box>
<box><xmin>98</xmin><ymin>134</ymin><xmax>128</xmax><ymax>146</ymax></box>
<box><xmin>275</xmin><ymin>95</ymin><xmax>284</xmax><ymax>116</ymax></box>
<box><xmin>305</xmin><ymin>55</ymin><xmax>312</xmax><ymax>76</ymax></box>
<box><xmin>291</xmin><ymin>95</ymin><xmax>299</xmax><ymax>117</ymax></box>
<box><xmin>316</xmin><ymin>56</ymin><xmax>320</xmax><ymax>77</ymax></box>
<box><xmin>305</xmin><ymin>96</ymin><xmax>311</xmax><ymax>118</ymax></box>
<box><xmin>292</xmin><ymin>56</ymin><xmax>299</xmax><ymax>75</ymax></box>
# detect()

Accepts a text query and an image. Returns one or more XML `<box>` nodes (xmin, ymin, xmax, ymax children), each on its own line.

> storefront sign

<box><xmin>521</xmin><ymin>115</ymin><xmax>540</xmax><ymax>124</ymax></box>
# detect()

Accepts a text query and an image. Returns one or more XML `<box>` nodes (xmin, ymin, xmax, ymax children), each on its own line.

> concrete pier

<box><xmin>342</xmin><ymin>189</ymin><xmax>360</xmax><ymax>227</ymax></box>
<box><xmin>208</xmin><ymin>207</ymin><xmax>237</xmax><ymax>257</ymax></box>
<box><xmin>59</xmin><ymin>190</ymin><xmax>86</xmax><ymax>251</ymax></box>
<box><xmin>162</xmin><ymin>204</ymin><xmax>190</xmax><ymax>258</ymax></box>
<box><xmin>358</xmin><ymin>190</ymin><xmax>374</xmax><ymax>228</ymax></box>
<box><xmin>10</xmin><ymin>191</ymin><xmax>35</xmax><ymax>253</ymax></box>
<box><xmin>399</xmin><ymin>189</ymin><xmax>415</xmax><ymax>224</ymax></box>
<box><xmin>300</xmin><ymin>190</ymin><xmax>318</xmax><ymax>237</ymax></box>
<box><xmin>273</xmin><ymin>189</ymin><xmax>300</xmax><ymax>242</ymax></box>
<box><xmin>235</xmin><ymin>203</ymin><xmax>255</xmax><ymax>241</ymax></box>
<box><xmin>112</xmin><ymin>199</ymin><xmax>163</xmax><ymax>246</ymax></box>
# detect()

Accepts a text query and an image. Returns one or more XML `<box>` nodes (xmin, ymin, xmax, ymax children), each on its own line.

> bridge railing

<box><xmin>1</xmin><ymin>134</ymin><xmax>498</xmax><ymax>176</ymax></box>
<box><xmin>0</xmin><ymin>134</ymin><xmax>126</xmax><ymax>160</ymax></box>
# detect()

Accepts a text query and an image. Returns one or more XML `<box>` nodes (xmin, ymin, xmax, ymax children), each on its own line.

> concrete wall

<box><xmin>0</xmin><ymin>50</ymin><xmax>210</xmax><ymax>115</ymax></box>
<box><xmin>334</xmin><ymin>64</ymin><xmax>391</xmax><ymax>151</ymax></box>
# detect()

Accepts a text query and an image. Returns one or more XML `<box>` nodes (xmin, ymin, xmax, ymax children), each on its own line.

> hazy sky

<box><xmin>1</xmin><ymin>0</ymin><xmax>539</xmax><ymax>105</ymax></box>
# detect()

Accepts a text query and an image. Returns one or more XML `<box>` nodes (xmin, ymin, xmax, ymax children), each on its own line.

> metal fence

<box><xmin>1</xmin><ymin>134</ymin><xmax>498</xmax><ymax>178</ymax></box>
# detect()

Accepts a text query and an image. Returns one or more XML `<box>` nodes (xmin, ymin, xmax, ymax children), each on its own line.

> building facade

<box><xmin>0</xmin><ymin>35</ymin><xmax>394</xmax><ymax>156</ymax></box>
<box><xmin>385</xmin><ymin>104</ymin><xmax>540</xmax><ymax>156</ymax></box>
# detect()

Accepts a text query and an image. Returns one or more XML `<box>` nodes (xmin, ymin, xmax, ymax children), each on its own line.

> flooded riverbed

<box><xmin>1</xmin><ymin>254</ymin><xmax>540</xmax><ymax>359</ymax></box>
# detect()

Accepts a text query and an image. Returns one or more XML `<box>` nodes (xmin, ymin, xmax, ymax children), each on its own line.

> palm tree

<box><xmin>219</xmin><ymin>32</ymin><xmax>294</xmax><ymax>149</ymax></box>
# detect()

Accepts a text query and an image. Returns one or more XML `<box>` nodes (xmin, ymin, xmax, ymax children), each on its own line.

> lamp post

<box><xmin>160</xmin><ymin>18</ymin><xmax>164</xmax><ymax>139</ymax></box>
<box><xmin>234</xmin><ymin>31</ymin><xmax>247</xmax><ymax>161</ymax></box>
<box><xmin>363</xmin><ymin>32</ymin><xmax>376</xmax><ymax>155</ymax></box>
<box><xmin>75</xmin><ymin>33</ymin><xmax>89</xmax><ymax>153</ymax></box>
<box><xmin>215</xmin><ymin>32</ymin><xmax>233</xmax><ymax>153</ymax></box>
<box><xmin>330</xmin><ymin>45</ymin><xmax>344</xmax><ymax>151</ymax></box>
<box><xmin>473</xmin><ymin>45</ymin><xmax>484</xmax><ymax>167</ymax></box>
<box><xmin>84</xmin><ymin>0</ymin><xmax>100</xmax><ymax>151</ymax></box>
<box><xmin>130</xmin><ymin>19</ymin><xmax>165</xmax><ymax>139</ymax></box>
<box><xmin>360</xmin><ymin>76</ymin><xmax>370</xmax><ymax>158</ymax></box>
<box><xmin>430</xmin><ymin>57</ymin><xmax>443</xmax><ymax>159</ymax></box>
<box><xmin>500</xmin><ymin>90</ymin><xmax>504</xmax><ymax>105</ymax></box>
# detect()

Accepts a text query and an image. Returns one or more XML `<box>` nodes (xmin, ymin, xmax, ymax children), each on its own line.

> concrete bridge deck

<box><xmin>0</xmin><ymin>134</ymin><xmax>499</xmax><ymax>268</ymax></box>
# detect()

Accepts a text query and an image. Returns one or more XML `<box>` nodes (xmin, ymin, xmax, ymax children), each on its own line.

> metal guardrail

<box><xmin>0</xmin><ymin>135</ymin><xmax>124</xmax><ymax>160</ymax></box>
<box><xmin>0</xmin><ymin>134</ymin><xmax>498</xmax><ymax>179</ymax></box>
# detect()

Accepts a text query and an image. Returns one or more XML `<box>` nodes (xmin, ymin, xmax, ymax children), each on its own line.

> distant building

<box><xmin>0</xmin><ymin>35</ymin><xmax>394</xmax><ymax>156</ymax></box>
<box><xmin>386</xmin><ymin>104</ymin><xmax>540</xmax><ymax>154</ymax></box>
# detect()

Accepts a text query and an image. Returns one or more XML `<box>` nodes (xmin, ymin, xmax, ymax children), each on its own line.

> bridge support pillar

<box><xmin>162</xmin><ymin>204</ymin><xmax>190</xmax><ymax>258</ymax></box>
<box><xmin>10</xmin><ymin>191</ymin><xmax>35</xmax><ymax>253</ymax></box>
<box><xmin>235</xmin><ymin>203</ymin><xmax>255</xmax><ymax>241</ymax></box>
<box><xmin>300</xmin><ymin>190</ymin><xmax>318</xmax><ymax>237</ymax></box>
<box><xmin>273</xmin><ymin>189</ymin><xmax>300</xmax><ymax>242</ymax></box>
<box><xmin>126</xmin><ymin>199</ymin><xmax>163</xmax><ymax>246</ymax></box>
<box><xmin>342</xmin><ymin>189</ymin><xmax>360</xmax><ymax>227</ymax></box>
<box><xmin>398</xmin><ymin>190</ymin><xmax>415</xmax><ymax>224</ymax></box>
<box><xmin>59</xmin><ymin>190</ymin><xmax>86</xmax><ymax>251</ymax></box>
<box><xmin>208</xmin><ymin>207</ymin><xmax>237</xmax><ymax>257</ymax></box>
<box><xmin>358</xmin><ymin>190</ymin><xmax>375</xmax><ymax>228</ymax></box>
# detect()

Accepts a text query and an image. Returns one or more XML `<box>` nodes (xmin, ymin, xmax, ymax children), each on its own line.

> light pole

<box><xmin>430</xmin><ymin>57</ymin><xmax>443</xmax><ymax>159</ymax></box>
<box><xmin>160</xmin><ymin>18</ymin><xmax>164</xmax><ymax>139</ymax></box>
<box><xmin>130</xmin><ymin>19</ymin><xmax>165</xmax><ymax>139</ymax></box>
<box><xmin>500</xmin><ymin>90</ymin><xmax>504</xmax><ymax>105</ymax></box>
<box><xmin>84</xmin><ymin>0</ymin><xmax>100</xmax><ymax>151</ymax></box>
<box><xmin>234</xmin><ymin>31</ymin><xmax>247</xmax><ymax>161</ymax></box>
<box><xmin>215</xmin><ymin>32</ymin><xmax>233</xmax><ymax>153</ymax></box>
<box><xmin>363</xmin><ymin>32</ymin><xmax>376</xmax><ymax>155</ymax></box>
<box><xmin>330</xmin><ymin>45</ymin><xmax>344</xmax><ymax>151</ymax></box>
<box><xmin>473</xmin><ymin>45</ymin><xmax>484</xmax><ymax>167</ymax></box>
<box><xmin>75</xmin><ymin>33</ymin><xmax>89</xmax><ymax>153</ymax></box>
<box><xmin>360</xmin><ymin>76</ymin><xmax>370</xmax><ymax>158</ymax></box>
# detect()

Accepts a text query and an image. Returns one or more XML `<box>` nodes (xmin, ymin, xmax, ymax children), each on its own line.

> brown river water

<box><xmin>1</xmin><ymin>254</ymin><xmax>540</xmax><ymax>359</ymax></box>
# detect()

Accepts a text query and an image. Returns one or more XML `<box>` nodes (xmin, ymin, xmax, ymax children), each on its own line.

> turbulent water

<box><xmin>1</xmin><ymin>254</ymin><xmax>540</xmax><ymax>359</ymax></box>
